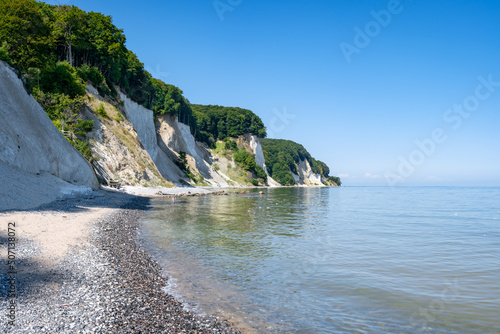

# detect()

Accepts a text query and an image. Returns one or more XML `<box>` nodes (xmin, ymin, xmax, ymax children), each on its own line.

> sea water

<box><xmin>139</xmin><ymin>187</ymin><xmax>500</xmax><ymax>333</ymax></box>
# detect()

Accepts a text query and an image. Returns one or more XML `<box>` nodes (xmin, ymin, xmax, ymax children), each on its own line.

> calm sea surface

<box><xmin>139</xmin><ymin>187</ymin><xmax>500</xmax><ymax>333</ymax></box>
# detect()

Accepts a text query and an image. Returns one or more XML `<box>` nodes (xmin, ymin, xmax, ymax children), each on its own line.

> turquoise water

<box><xmin>139</xmin><ymin>187</ymin><xmax>500</xmax><ymax>333</ymax></box>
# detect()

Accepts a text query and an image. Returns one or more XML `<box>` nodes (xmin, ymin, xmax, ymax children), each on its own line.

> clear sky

<box><xmin>47</xmin><ymin>0</ymin><xmax>500</xmax><ymax>186</ymax></box>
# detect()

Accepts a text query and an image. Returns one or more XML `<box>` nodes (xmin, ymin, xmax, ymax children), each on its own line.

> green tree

<box><xmin>53</xmin><ymin>5</ymin><xmax>85</xmax><ymax>66</ymax></box>
<box><xmin>0</xmin><ymin>0</ymin><xmax>55</xmax><ymax>71</ymax></box>
<box><xmin>27</xmin><ymin>67</ymin><xmax>41</xmax><ymax>87</ymax></box>
<box><xmin>76</xmin><ymin>63</ymin><xmax>110</xmax><ymax>95</ymax></box>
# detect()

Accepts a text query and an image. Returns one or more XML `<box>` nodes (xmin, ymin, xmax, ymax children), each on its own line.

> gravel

<box><xmin>0</xmin><ymin>194</ymin><xmax>241</xmax><ymax>333</ymax></box>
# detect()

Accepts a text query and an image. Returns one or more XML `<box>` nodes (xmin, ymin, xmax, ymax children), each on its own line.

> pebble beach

<box><xmin>0</xmin><ymin>191</ymin><xmax>241</xmax><ymax>333</ymax></box>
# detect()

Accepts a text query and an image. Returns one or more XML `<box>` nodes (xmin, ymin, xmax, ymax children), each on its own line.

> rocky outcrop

<box><xmin>291</xmin><ymin>159</ymin><xmax>326</xmax><ymax>186</ymax></box>
<box><xmin>0</xmin><ymin>61</ymin><xmax>98</xmax><ymax>188</ymax></box>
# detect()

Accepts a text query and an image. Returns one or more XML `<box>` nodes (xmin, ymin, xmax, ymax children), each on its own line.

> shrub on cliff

<box><xmin>233</xmin><ymin>148</ymin><xmax>267</xmax><ymax>182</ymax></box>
<box><xmin>40</xmin><ymin>61</ymin><xmax>85</xmax><ymax>98</ymax></box>
<box><xmin>0</xmin><ymin>42</ymin><xmax>11</xmax><ymax>64</ymax></box>
<box><xmin>76</xmin><ymin>64</ymin><xmax>111</xmax><ymax>96</ymax></box>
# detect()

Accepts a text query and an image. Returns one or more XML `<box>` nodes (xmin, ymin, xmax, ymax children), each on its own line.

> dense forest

<box><xmin>262</xmin><ymin>139</ymin><xmax>341</xmax><ymax>186</ymax></box>
<box><xmin>191</xmin><ymin>104</ymin><xmax>266</xmax><ymax>148</ymax></box>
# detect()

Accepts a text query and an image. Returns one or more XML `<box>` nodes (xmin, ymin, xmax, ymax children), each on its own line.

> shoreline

<box><xmin>112</xmin><ymin>183</ymin><xmax>336</xmax><ymax>199</ymax></box>
<box><xmin>0</xmin><ymin>191</ymin><xmax>241</xmax><ymax>333</ymax></box>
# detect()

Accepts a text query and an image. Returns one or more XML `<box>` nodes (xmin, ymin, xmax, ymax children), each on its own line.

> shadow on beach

<box><xmin>0</xmin><ymin>255</ymin><xmax>70</xmax><ymax>300</ymax></box>
<box><xmin>0</xmin><ymin>189</ymin><xmax>148</xmax><ymax>214</ymax></box>
<box><xmin>0</xmin><ymin>190</ymin><xmax>150</xmax><ymax>299</ymax></box>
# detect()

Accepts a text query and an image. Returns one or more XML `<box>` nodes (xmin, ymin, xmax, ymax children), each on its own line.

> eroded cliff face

<box><xmin>84</xmin><ymin>87</ymin><xmax>332</xmax><ymax>188</ymax></box>
<box><xmin>0</xmin><ymin>61</ymin><xmax>98</xmax><ymax>188</ymax></box>
<box><xmin>91</xmin><ymin>92</ymin><xmax>333</xmax><ymax>188</ymax></box>
<box><xmin>118</xmin><ymin>92</ymin><xmax>187</xmax><ymax>184</ymax></box>
<box><xmin>87</xmin><ymin>88</ymin><xmax>261</xmax><ymax>187</ymax></box>
<box><xmin>243</xmin><ymin>134</ymin><xmax>280</xmax><ymax>187</ymax></box>
<box><xmin>295</xmin><ymin>159</ymin><xmax>324</xmax><ymax>186</ymax></box>
<box><xmin>84</xmin><ymin>86</ymin><xmax>171</xmax><ymax>187</ymax></box>
<box><xmin>156</xmin><ymin>114</ymin><xmax>233</xmax><ymax>186</ymax></box>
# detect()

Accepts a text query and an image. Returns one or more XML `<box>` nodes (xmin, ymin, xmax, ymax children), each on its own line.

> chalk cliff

<box><xmin>0</xmin><ymin>58</ymin><xmax>338</xmax><ymax>202</ymax></box>
<box><xmin>294</xmin><ymin>159</ymin><xmax>325</xmax><ymax>186</ymax></box>
<box><xmin>0</xmin><ymin>61</ymin><xmax>97</xmax><ymax>188</ymax></box>
<box><xmin>156</xmin><ymin>114</ymin><xmax>232</xmax><ymax>186</ymax></box>
<box><xmin>246</xmin><ymin>134</ymin><xmax>280</xmax><ymax>187</ymax></box>
<box><xmin>119</xmin><ymin>92</ymin><xmax>187</xmax><ymax>184</ymax></box>
<box><xmin>82</xmin><ymin>87</ymin><xmax>270</xmax><ymax>188</ymax></box>
<box><xmin>80</xmin><ymin>86</ymin><xmax>170</xmax><ymax>187</ymax></box>
<box><xmin>0</xmin><ymin>61</ymin><xmax>98</xmax><ymax>211</ymax></box>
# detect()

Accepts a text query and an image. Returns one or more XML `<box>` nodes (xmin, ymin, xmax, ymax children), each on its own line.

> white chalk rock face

<box><xmin>246</xmin><ymin>134</ymin><xmax>280</xmax><ymax>187</ymax></box>
<box><xmin>0</xmin><ymin>61</ymin><xmax>98</xmax><ymax>188</ymax></box>
<box><xmin>119</xmin><ymin>92</ymin><xmax>186</xmax><ymax>183</ymax></box>
<box><xmin>297</xmin><ymin>159</ymin><xmax>324</xmax><ymax>186</ymax></box>
<box><xmin>248</xmin><ymin>135</ymin><xmax>267</xmax><ymax>172</ymax></box>
<box><xmin>157</xmin><ymin>114</ymin><xmax>231</xmax><ymax>186</ymax></box>
<box><xmin>120</xmin><ymin>92</ymin><xmax>159</xmax><ymax>158</ymax></box>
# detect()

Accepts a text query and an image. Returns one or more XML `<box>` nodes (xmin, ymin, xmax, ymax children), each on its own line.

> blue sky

<box><xmin>48</xmin><ymin>0</ymin><xmax>500</xmax><ymax>186</ymax></box>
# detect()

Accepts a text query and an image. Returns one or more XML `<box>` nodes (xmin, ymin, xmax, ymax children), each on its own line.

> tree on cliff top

<box><xmin>190</xmin><ymin>104</ymin><xmax>266</xmax><ymax>148</ymax></box>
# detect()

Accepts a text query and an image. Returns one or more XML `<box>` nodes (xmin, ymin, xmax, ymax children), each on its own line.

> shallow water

<box><xmin>139</xmin><ymin>187</ymin><xmax>500</xmax><ymax>333</ymax></box>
